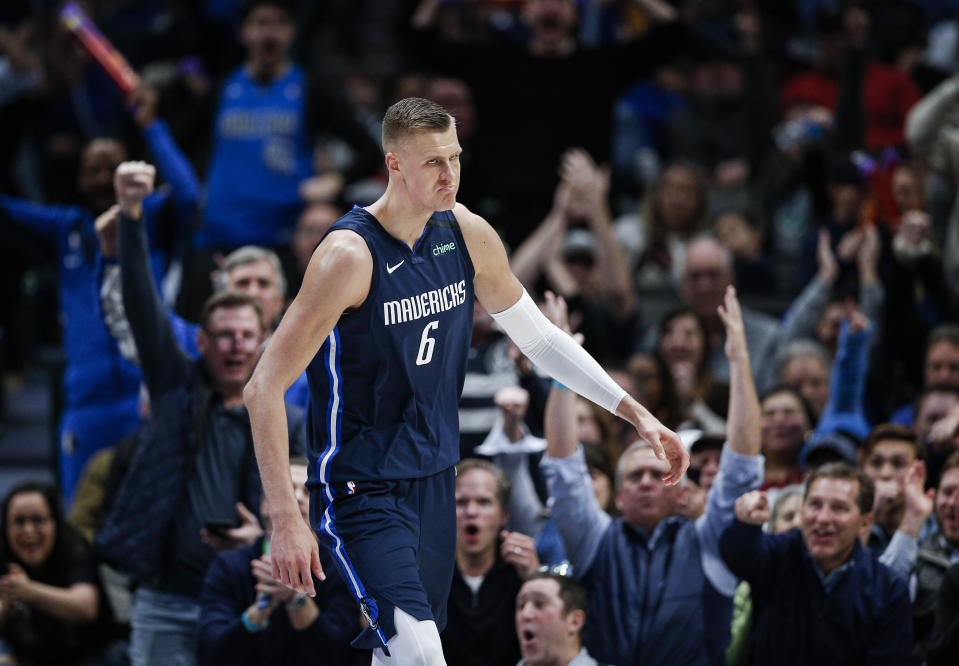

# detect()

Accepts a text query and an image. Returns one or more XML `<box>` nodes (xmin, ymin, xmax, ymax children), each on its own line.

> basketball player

<box><xmin>243</xmin><ymin>97</ymin><xmax>688</xmax><ymax>665</ymax></box>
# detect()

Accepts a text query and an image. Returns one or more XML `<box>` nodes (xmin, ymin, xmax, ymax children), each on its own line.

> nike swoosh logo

<box><xmin>386</xmin><ymin>260</ymin><xmax>405</xmax><ymax>274</ymax></box>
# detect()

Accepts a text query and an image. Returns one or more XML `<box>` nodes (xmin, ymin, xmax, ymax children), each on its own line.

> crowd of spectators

<box><xmin>3</xmin><ymin>0</ymin><xmax>959</xmax><ymax>664</ymax></box>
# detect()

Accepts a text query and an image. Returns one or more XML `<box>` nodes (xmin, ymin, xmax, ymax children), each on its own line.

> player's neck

<box><xmin>367</xmin><ymin>187</ymin><xmax>434</xmax><ymax>249</ymax></box>
<box><xmin>456</xmin><ymin>547</ymin><xmax>496</xmax><ymax>578</ymax></box>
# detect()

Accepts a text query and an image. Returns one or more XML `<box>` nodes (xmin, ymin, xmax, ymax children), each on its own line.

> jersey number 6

<box><xmin>415</xmin><ymin>320</ymin><xmax>439</xmax><ymax>366</ymax></box>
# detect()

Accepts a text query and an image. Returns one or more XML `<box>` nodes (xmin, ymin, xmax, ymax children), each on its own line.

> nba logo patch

<box><xmin>346</xmin><ymin>481</ymin><xmax>356</xmax><ymax>495</ymax></box>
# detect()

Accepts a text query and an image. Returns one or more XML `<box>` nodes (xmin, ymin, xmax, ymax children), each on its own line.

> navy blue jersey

<box><xmin>306</xmin><ymin>206</ymin><xmax>475</xmax><ymax>485</ymax></box>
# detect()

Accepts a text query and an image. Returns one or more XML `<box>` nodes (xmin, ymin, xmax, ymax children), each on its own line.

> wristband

<box><xmin>241</xmin><ymin>608</ymin><xmax>268</xmax><ymax>632</ymax></box>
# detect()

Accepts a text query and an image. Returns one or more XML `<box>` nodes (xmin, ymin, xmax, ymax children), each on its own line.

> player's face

<box><xmin>227</xmin><ymin>259</ymin><xmax>284</xmax><ymax>328</ymax></box>
<box><xmin>935</xmin><ymin>468</ymin><xmax>959</xmax><ymax>546</ymax></box>
<box><xmin>455</xmin><ymin>469</ymin><xmax>506</xmax><ymax>558</ymax></box>
<box><xmin>391</xmin><ymin>127</ymin><xmax>461</xmax><ymax>212</ymax></box>
<box><xmin>516</xmin><ymin>578</ymin><xmax>579</xmax><ymax>665</ymax></box>
<box><xmin>198</xmin><ymin>305</ymin><xmax>265</xmax><ymax>392</ymax></box>
<box><xmin>616</xmin><ymin>447</ymin><xmax>675</xmax><ymax>531</ymax></box>
<box><xmin>801</xmin><ymin>477</ymin><xmax>870</xmax><ymax>574</ymax></box>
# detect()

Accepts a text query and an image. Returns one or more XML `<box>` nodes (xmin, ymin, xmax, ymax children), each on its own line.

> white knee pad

<box><xmin>385</xmin><ymin>607</ymin><xmax>446</xmax><ymax>666</ymax></box>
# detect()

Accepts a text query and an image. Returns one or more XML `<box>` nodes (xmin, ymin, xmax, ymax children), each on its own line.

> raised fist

<box><xmin>113</xmin><ymin>161</ymin><xmax>156</xmax><ymax>219</ymax></box>
<box><xmin>734</xmin><ymin>490</ymin><xmax>770</xmax><ymax>525</ymax></box>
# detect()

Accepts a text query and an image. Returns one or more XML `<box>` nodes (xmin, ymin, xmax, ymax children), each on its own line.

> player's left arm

<box><xmin>456</xmin><ymin>203</ymin><xmax>688</xmax><ymax>484</ymax></box>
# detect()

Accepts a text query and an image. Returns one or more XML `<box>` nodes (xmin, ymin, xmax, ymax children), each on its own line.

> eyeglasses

<box><xmin>207</xmin><ymin>330</ymin><xmax>260</xmax><ymax>347</ymax></box>
<box><xmin>10</xmin><ymin>515</ymin><xmax>52</xmax><ymax>529</ymax></box>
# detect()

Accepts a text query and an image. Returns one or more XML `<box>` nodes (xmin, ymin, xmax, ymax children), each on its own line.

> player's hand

<box><xmin>620</xmin><ymin>400</ymin><xmax>688</xmax><ymax>486</ymax></box>
<box><xmin>113</xmin><ymin>161</ymin><xmax>156</xmax><ymax>219</ymax></box>
<box><xmin>95</xmin><ymin>204</ymin><xmax>121</xmax><ymax>258</ymax></box>
<box><xmin>270</xmin><ymin>513</ymin><xmax>325</xmax><ymax>596</ymax></box>
<box><xmin>252</xmin><ymin>553</ymin><xmax>298</xmax><ymax>604</ymax></box>
<box><xmin>500</xmin><ymin>530</ymin><xmax>540</xmax><ymax>578</ymax></box>
<box><xmin>734</xmin><ymin>490</ymin><xmax>770</xmax><ymax>525</ymax></box>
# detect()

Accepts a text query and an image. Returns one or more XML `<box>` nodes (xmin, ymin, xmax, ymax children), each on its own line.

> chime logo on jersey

<box><xmin>432</xmin><ymin>241</ymin><xmax>456</xmax><ymax>256</ymax></box>
<box><xmin>382</xmin><ymin>279</ymin><xmax>468</xmax><ymax>326</ymax></box>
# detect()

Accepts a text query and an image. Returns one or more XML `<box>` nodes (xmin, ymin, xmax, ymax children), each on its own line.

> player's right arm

<box><xmin>243</xmin><ymin>230</ymin><xmax>372</xmax><ymax>596</ymax></box>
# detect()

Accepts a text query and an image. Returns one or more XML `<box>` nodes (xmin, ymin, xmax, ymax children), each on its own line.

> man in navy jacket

<box><xmin>721</xmin><ymin>463</ymin><xmax>911</xmax><ymax>665</ymax></box>
<box><xmin>542</xmin><ymin>286</ymin><xmax>764</xmax><ymax>665</ymax></box>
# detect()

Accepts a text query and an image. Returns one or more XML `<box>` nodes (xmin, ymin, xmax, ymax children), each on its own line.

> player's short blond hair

<box><xmin>382</xmin><ymin>97</ymin><xmax>454</xmax><ymax>152</ymax></box>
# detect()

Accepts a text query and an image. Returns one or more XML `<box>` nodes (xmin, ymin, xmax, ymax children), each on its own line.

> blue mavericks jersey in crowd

<box><xmin>199</xmin><ymin>64</ymin><xmax>313</xmax><ymax>248</ymax></box>
<box><xmin>306</xmin><ymin>206</ymin><xmax>476</xmax><ymax>485</ymax></box>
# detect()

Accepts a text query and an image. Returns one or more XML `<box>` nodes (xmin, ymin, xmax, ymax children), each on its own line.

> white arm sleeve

<box><xmin>489</xmin><ymin>290</ymin><xmax>628</xmax><ymax>414</ymax></box>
